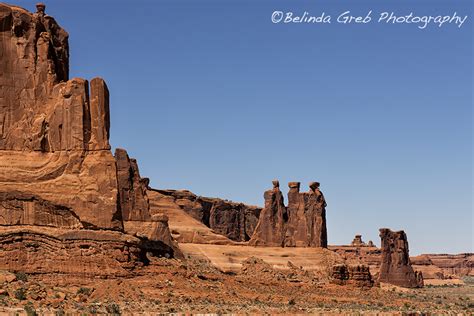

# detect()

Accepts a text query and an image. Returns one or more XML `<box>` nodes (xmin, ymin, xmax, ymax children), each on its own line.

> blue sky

<box><xmin>13</xmin><ymin>0</ymin><xmax>472</xmax><ymax>254</ymax></box>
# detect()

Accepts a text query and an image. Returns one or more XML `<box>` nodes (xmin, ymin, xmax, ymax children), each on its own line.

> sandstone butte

<box><xmin>0</xmin><ymin>2</ymin><xmax>472</xmax><ymax>294</ymax></box>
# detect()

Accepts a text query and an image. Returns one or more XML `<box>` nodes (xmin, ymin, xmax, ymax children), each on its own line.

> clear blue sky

<box><xmin>13</xmin><ymin>0</ymin><xmax>473</xmax><ymax>255</ymax></box>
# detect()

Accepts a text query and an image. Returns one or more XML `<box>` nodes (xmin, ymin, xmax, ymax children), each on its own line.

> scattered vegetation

<box><xmin>55</xmin><ymin>309</ymin><xmax>65</xmax><ymax>316</ymax></box>
<box><xmin>15</xmin><ymin>272</ymin><xmax>28</xmax><ymax>282</ymax></box>
<box><xmin>14</xmin><ymin>287</ymin><xmax>27</xmax><ymax>300</ymax></box>
<box><xmin>77</xmin><ymin>287</ymin><xmax>92</xmax><ymax>296</ymax></box>
<box><xmin>24</xmin><ymin>302</ymin><xmax>37</xmax><ymax>316</ymax></box>
<box><xmin>106</xmin><ymin>302</ymin><xmax>121</xmax><ymax>315</ymax></box>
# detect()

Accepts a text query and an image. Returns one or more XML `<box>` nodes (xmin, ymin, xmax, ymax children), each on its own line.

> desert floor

<box><xmin>0</xmin><ymin>257</ymin><xmax>472</xmax><ymax>315</ymax></box>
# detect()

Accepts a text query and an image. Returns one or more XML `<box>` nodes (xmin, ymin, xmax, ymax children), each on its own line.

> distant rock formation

<box><xmin>0</xmin><ymin>3</ymin><xmax>180</xmax><ymax>275</ymax></box>
<box><xmin>149</xmin><ymin>189</ymin><xmax>261</xmax><ymax>242</ymax></box>
<box><xmin>350</xmin><ymin>235</ymin><xmax>374</xmax><ymax>247</ymax></box>
<box><xmin>411</xmin><ymin>253</ymin><xmax>473</xmax><ymax>280</ymax></box>
<box><xmin>330</xmin><ymin>241</ymin><xmax>472</xmax><ymax>282</ymax></box>
<box><xmin>249</xmin><ymin>181</ymin><xmax>327</xmax><ymax>247</ymax></box>
<box><xmin>331</xmin><ymin>264</ymin><xmax>373</xmax><ymax>287</ymax></box>
<box><xmin>378</xmin><ymin>228</ymin><xmax>423</xmax><ymax>288</ymax></box>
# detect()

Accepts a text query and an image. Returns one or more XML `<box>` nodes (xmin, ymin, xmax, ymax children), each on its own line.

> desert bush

<box><xmin>15</xmin><ymin>272</ymin><xmax>28</xmax><ymax>282</ymax></box>
<box><xmin>14</xmin><ymin>287</ymin><xmax>27</xmax><ymax>300</ymax></box>
<box><xmin>24</xmin><ymin>302</ymin><xmax>37</xmax><ymax>316</ymax></box>
<box><xmin>77</xmin><ymin>287</ymin><xmax>92</xmax><ymax>296</ymax></box>
<box><xmin>55</xmin><ymin>309</ymin><xmax>65</xmax><ymax>316</ymax></box>
<box><xmin>88</xmin><ymin>304</ymin><xmax>98</xmax><ymax>314</ymax></box>
<box><xmin>106</xmin><ymin>302</ymin><xmax>121</xmax><ymax>315</ymax></box>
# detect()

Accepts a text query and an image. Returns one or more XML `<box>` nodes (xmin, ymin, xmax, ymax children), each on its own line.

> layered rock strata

<box><xmin>0</xmin><ymin>226</ymin><xmax>154</xmax><ymax>277</ymax></box>
<box><xmin>331</xmin><ymin>264</ymin><xmax>373</xmax><ymax>287</ymax></box>
<box><xmin>149</xmin><ymin>189</ymin><xmax>261</xmax><ymax>242</ymax></box>
<box><xmin>0</xmin><ymin>3</ymin><xmax>179</xmax><ymax>274</ymax></box>
<box><xmin>411</xmin><ymin>253</ymin><xmax>474</xmax><ymax>279</ymax></box>
<box><xmin>0</xmin><ymin>3</ymin><xmax>119</xmax><ymax>229</ymax></box>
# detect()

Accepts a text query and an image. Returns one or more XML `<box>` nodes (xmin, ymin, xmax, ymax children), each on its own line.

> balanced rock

<box><xmin>378</xmin><ymin>228</ymin><xmax>423</xmax><ymax>288</ymax></box>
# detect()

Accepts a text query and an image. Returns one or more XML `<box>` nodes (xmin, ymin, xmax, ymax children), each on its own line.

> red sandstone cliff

<box><xmin>0</xmin><ymin>3</ymin><xmax>180</xmax><ymax>275</ymax></box>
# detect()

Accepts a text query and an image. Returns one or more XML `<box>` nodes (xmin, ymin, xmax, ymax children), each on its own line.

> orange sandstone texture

<box><xmin>0</xmin><ymin>3</ymin><xmax>178</xmax><ymax>271</ymax></box>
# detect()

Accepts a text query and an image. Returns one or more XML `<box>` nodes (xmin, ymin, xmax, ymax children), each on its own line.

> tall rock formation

<box><xmin>0</xmin><ymin>3</ymin><xmax>180</xmax><ymax>274</ymax></box>
<box><xmin>249</xmin><ymin>181</ymin><xmax>288</xmax><ymax>246</ymax></box>
<box><xmin>249</xmin><ymin>181</ymin><xmax>327</xmax><ymax>247</ymax></box>
<box><xmin>285</xmin><ymin>181</ymin><xmax>327</xmax><ymax>247</ymax></box>
<box><xmin>0</xmin><ymin>3</ymin><xmax>120</xmax><ymax>229</ymax></box>
<box><xmin>378</xmin><ymin>228</ymin><xmax>423</xmax><ymax>288</ymax></box>
<box><xmin>115</xmin><ymin>148</ymin><xmax>150</xmax><ymax>222</ymax></box>
<box><xmin>115</xmin><ymin>148</ymin><xmax>179</xmax><ymax>254</ymax></box>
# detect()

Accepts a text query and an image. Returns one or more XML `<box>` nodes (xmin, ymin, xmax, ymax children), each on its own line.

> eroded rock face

<box><xmin>114</xmin><ymin>149</ymin><xmax>181</xmax><ymax>257</ymax></box>
<box><xmin>151</xmin><ymin>189</ymin><xmax>261</xmax><ymax>242</ymax></box>
<box><xmin>0</xmin><ymin>226</ymin><xmax>155</xmax><ymax>277</ymax></box>
<box><xmin>249</xmin><ymin>181</ymin><xmax>288</xmax><ymax>246</ymax></box>
<box><xmin>0</xmin><ymin>4</ymin><xmax>122</xmax><ymax>229</ymax></box>
<box><xmin>0</xmin><ymin>3</ymin><xmax>69</xmax><ymax>151</ymax></box>
<box><xmin>249</xmin><ymin>181</ymin><xmax>328</xmax><ymax>247</ymax></box>
<box><xmin>379</xmin><ymin>228</ymin><xmax>423</xmax><ymax>288</ymax></box>
<box><xmin>331</xmin><ymin>264</ymin><xmax>373</xmax><ymax>287</ymax></box>
<box><xmin>115</xmin><ymin>148</ymin><xmax>150</xmax><ymax>222</ymax></box>
<box><xmin>0</xmin><ymin>3</ymin><xmax>180</xmax><ymax>269</ymax></box>
<box><xmin>411</xmin><ymin>253</ymin><xmax>473</xmax><ymax>279</ymax></box>
<box><xmin>285</xmin><ymin>181</ymin><xmax>327</xmax><ymax>247</ymax></box>
<box><xmin>0</xmin><ymin>192</ymin><xmax>82</xmax><ymax>229</ymax></box>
